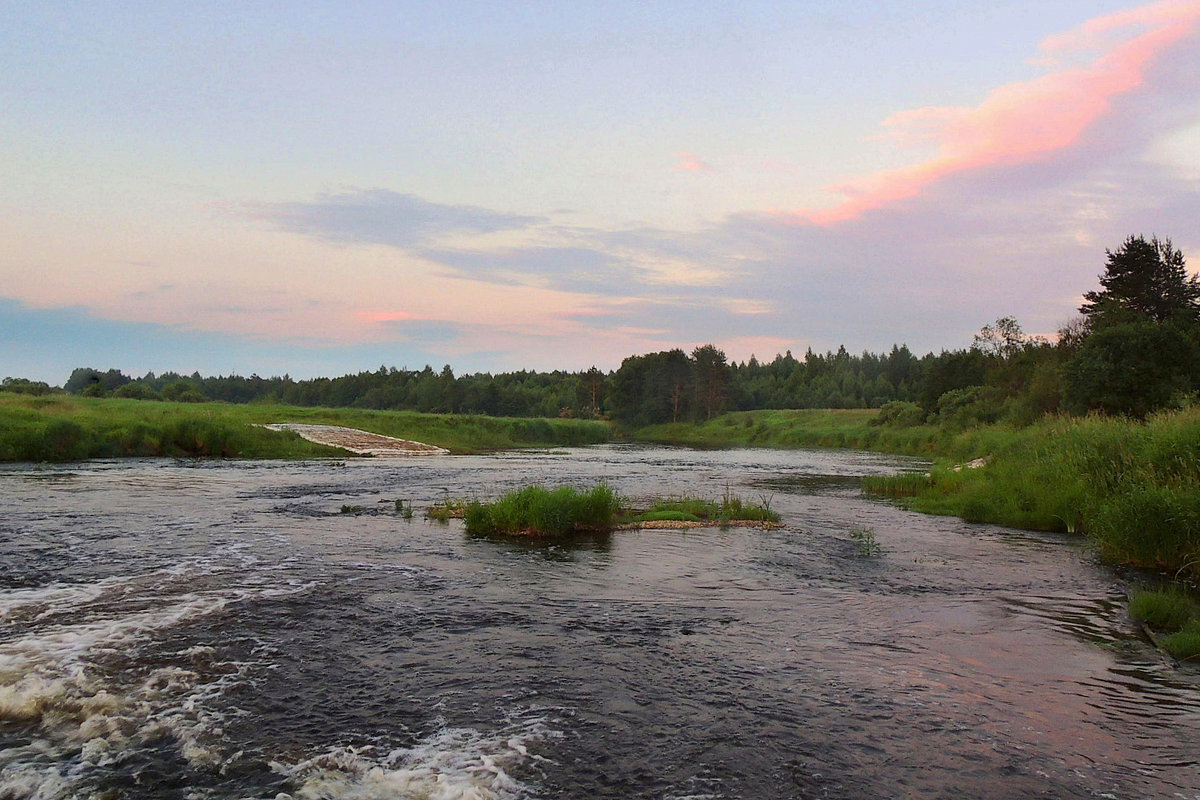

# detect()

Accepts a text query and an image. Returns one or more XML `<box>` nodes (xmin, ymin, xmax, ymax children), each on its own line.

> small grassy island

<box><xmin>458</xmin><ymin>484</ymin><xmax>782</xmax><ymax>538</ymax></box>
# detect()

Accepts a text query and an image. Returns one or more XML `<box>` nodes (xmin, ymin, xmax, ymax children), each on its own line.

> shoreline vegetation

<box><xmin>2</xmin><ymin>392</ymin><xmax>1197</xmax><ymax>659</ymax></box>
<box><xmin>0</xmin><ymin>394</ymin><xmax>610</xmax><ymax>461</ymax></box>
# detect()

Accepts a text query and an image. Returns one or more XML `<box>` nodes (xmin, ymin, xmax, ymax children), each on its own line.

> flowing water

<box><xmin>1</xmin><ymin>445</ymin><xmax>1198</xmax><ymax>799</ymax></box>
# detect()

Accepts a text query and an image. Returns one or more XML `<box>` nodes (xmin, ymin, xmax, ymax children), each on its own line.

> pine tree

<box><xmin>1080</xmin><ymin>235</ymin><xmax>1200</xmax><ymax>325</ymax></box>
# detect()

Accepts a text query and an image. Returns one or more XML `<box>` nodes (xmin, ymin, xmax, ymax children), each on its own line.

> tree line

<box><xmin>9</xmin><ymin>234</ymin><xmax>1198</xmax><ymax>427</ymax></box>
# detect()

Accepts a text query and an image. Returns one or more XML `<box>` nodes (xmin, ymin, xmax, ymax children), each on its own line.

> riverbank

<box><xmin>635</xmin><ymin>407</ymin><xmax>1199</xmax><ymax>577</ymax></box>
<box><xmin>635</xmin><ymin>407</ymin><xmax>1200</xmax><ymax>659</ymax></box>
<box><xmin>0</xmin><ymin>394</ymin><xmax>611</xmax><ymax>461</ymax></box>
<box><xmin>631</xmin><ymin>408</ymin><xmax>1009</xmax><ymax>459</ymax></box>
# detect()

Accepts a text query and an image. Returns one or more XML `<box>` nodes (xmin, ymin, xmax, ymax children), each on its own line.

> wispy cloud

<box><xmin>249</xmin><ymin>188</ymin><xmax>544</xmax><ymax>248</ymax></box>
<box><xmin>789</xmin><ymin>0</ymin><xmax>1200</xmax><ymax>225</ymax></box>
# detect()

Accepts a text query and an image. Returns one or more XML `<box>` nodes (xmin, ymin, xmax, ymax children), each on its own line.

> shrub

<box><xmin>871</xmin><ymin>400</ymin><xmax>925</xmax><ymax>428</ymax></box>
<box><xmin>39</xmin><ymin>418</ymin><xmax>92</xmax><ymax>461</ymax></box>
<box><xmin>934</xmin><ymin>386</ymin><xmax>1005</xmax><ymax>429</ymax></box>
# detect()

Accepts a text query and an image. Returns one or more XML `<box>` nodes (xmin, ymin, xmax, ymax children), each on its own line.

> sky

<box><xmin>3</xmin><ymin>0</ymin><xmax>1200</xmax><ymax>384</ymax></box>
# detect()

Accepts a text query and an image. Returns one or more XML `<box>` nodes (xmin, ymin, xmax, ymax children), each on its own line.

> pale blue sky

<box><xmin>3</xmin><ymin>1</ymin><xmax>1198</xmax><ymax>383</ymax></box>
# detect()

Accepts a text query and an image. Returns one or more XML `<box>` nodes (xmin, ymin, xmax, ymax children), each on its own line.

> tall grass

<box><xmin>464</xmin><ymin>484</ymin><xmax>621</xmax><ymax>537</ymax></box>
<box><xmin>0</xmin><ymin>394</ymin><xmax>612</xmax><ymax>461</ymax></box>
<box><xmin>635</xmin><ymin>492</ymin><xmax>781</xmax><ymax>524</ymax></box>
<box><xmin>633</xmin><ymin>408</ymin><xmax>1011</xmax><ymax>458</ymax></box>
<box><xmin>638</xmin><ymin>406</ymin><xmax>1200</xmax><ymax>581</ymax></box>
<box><xmin>860</xmin><ymin>407</ymin><xmax>1200</xmax><ymax>580</ymax></box>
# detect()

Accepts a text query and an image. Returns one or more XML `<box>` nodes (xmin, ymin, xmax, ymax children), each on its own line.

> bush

<box><xmin>167</xmin><ymin>418</ymin><xmax>237</xmax><ymax>457</ymax></box>
<box><xmin>871</xmin><ymin>400</ymin><xmax>925</xmax><ymax>428</ymax></box>
<box><xmin>39</xmin><ymin>418</ymin><xmax>92</xmax><ymax>460</ymax></box>
<box><xmin>933</xmin><ymin>386</ymin><xmax>1005</xmax><ymax>429</ymax></box>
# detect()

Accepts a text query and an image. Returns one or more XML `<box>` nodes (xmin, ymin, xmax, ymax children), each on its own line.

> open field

<box><xmin>0</xmin><ymin>394</ymin><xmax>611</xmax><ymax>461</ymax></box>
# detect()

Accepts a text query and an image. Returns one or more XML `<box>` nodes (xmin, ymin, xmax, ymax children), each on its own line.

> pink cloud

<box><xmin>355</xmin><ymin>310</ymin><xmax>418</xmax><ymax>324</ymax></box>
<box><xmin>674</xmin><ymin>152</ymin><xmax>715</xmax><ymax>172</ymax></box>
<box><xmin>789</xmin><ymin>0</ymin><xmax>1200</xmax><ymax>226</ymax></box>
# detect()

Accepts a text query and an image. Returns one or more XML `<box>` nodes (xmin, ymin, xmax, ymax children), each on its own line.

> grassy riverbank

<box><xmin>638</xmin><ymin>406</ymin><xmax>1200</xmax><ymax>659</ymax></box>
<box><xmin>0</xmin><ymin>394</ymin><xmax>611</xmax><ymax>461</ymax></box>
<box><xmin>636</xmin><ymin>408</ymin><xmax>1199</xmax><ymax>581</ymax></box>
<box><xmin>633</xmin><ymin>408</ymin><xmax>1023</xmax><ymax>459</ymax></box>
<box><xmin>860</xmin><ymin>407</ymin><xmax>1200</xmax><ymax>581</ymax></box>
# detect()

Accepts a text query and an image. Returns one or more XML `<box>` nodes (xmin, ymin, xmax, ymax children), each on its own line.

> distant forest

<box><xmin>6</xmin><ymin>235</ymin><xmax>1199</xmax><ymax>427</ymax></box>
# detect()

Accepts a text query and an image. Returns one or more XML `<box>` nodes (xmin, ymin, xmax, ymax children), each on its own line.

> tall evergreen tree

<box><xmin>1079</xmin><ymin>235</ymin><xmax>1200</xmax><ymax>325</ymax></box>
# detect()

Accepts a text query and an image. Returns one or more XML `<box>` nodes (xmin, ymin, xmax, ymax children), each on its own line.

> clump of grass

<box><xmin>1128</xmin><ymin>586</ymin><xmax>1200</xmax><ymax>661</ymax></box>
<box><xmin>634</xmin><ymin>491</ymin><xmax>781</xmax><ymax>525</ymax></box>
<box><xmin>464</xmin><ymin>484</ymin><xmax>621</xmax><ymax>537</ymax></box>
<box><xmin>1160</xmin><ymin>621</ymin><xmax>1200</xmax><ymax>662</ymax></box>
<box><xmin>426</xmin><ymin>499</ymin><xmax>468</xmax><ymax>521</ymax></box>
<box><xmin>340</xmin><ymin>504</ymin><xmax>365</xmax><ymax>515</ymax></box>
<box><xmin>862</xmin><ymin>471</ymin><xmax>931</xmax><ymax>499</ymax></box>
<box><xmin>395</xmin><ymin>499</ymin><xmax>414</xmax><ymax>519</ymax></box>
<box><xmin>849</xmin><ymin>525</ymin><xmax>882</xmax><ymax>557</ymax></box>
<box><xmin>1129</xmin><ymin>587</ymin><xmax>1199</xmax><ymax>632</ymax></box>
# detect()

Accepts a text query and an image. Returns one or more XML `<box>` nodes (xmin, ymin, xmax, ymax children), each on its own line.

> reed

<box><xmin>464</xmin><ymin>484</ymin><xmax>621</xmax><ymax>537</ymax></box>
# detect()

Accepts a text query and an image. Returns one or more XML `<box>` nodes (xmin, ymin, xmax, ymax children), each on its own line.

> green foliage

<box><xmin>933</xmin><ymin>386</ymin><xmax>1006</xmax><ymax>429</ymax></box>
<box><xmin>1130</xmin><ymin>588</ymin><xmax>1200</xmax><ymax>661</ymax></box>
<box><xmin>395</xmin><ymin>499</ymin><xmax>414</xmax><ymax>519</ymax></box>
<box><xmin>861</xmin><ymin>471</ymin><xmax>931</xmax><ymax>498</ymax></box>
<box><xmin>636</xmin><ymin>510</ymin><xmax>702</xmax><ymax>522</ymax></box>
<box><xmin>1062</xmin><ymin>319</ymin><xmax>1198</xmax><ymax>418</ymax></box>
<box><xmin>874</xmin><ymin>406</ymin><xmax>1200</xmax><ymax>579</ymax></box>
<box><xmin>1080</xmin><ymin>235</ymin><xmax>1200</xmax><ymax>325</ymax></box>
<box><xmin>1160</xmin><ymin>621</ymin><xmax>1200</xmax><ymax>662</ymax></box>
<box><xmin>0</xmin><ymin>394</ymin><xmax>610</xmax><ymax>462</ymax></box>
<box><xmin>871</xmin><ymin>400</ymin><xmax>925</xmax><ymax>428</ymax></box>
<box><xmin>636</xmin><ymin>491</ymin><xmax>780</xmax><ymax>524</ymax></box>
<box><xmin>1</xmin><ymin>377</ymin><xmax>56</xmax><ymax>396</ymax></box>
<box><xmin>340</xmin><ymin>505</ymin><xmax>365</xmax><ymax>514</ymax></box>
<box><xmin>464</xmin><ymin>484</ymin><xmax>621</xmax><ymax>537</ymax></box>
<box><xmin>849</xmin><ymin>526</ymin><xmax>882</xmax><ymax>557</ymax></box>
<box><xmin>39</xmin><ymin>418</ymin><xmax>92</xmax><ymax>461</ymax></box>
<box><xmin>1129</xmin><ymin>588</ymin><xmax>1198</xmax><ymax>632</ymax></box>
<box><xmin>426</xmin><ymin>499</ymin><xmax>468</xmax><ymax>520</ymax></box>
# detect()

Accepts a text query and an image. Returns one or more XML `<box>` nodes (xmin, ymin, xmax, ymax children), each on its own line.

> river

<box><xmin>1</xmin><ymin>444</ymin><xmax>1197</xmax><ymax>799</ymax></box>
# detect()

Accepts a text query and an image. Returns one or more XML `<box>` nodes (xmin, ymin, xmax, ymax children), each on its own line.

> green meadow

<box><xmin>0</xmin><ymin>394</ymin><xmax>610</xmax><ymax>461</ymax></box>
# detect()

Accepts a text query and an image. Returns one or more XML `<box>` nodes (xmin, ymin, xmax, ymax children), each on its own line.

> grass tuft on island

<box><xmin>461</xmin><ymin>484</ymin><xmax>782</xmax><ymax>538</ymax></box>
<box><xmin>1130</xmin><ymin>587</ymin><xmax>1200</xmax><ymax>662</ymax></box>
<box><xmin>0</xmin><ymin>394</ymin><xmax>611</xmax><ymax>461</ymax></box>
<box><xmin>464</xmin><ymin>485</ymin><xmax>622</xmax><ymax>537</ymax></box>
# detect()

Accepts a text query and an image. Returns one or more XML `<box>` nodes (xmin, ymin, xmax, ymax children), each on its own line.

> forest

<box><xmin>6</xmin><ymin>235</ymin><xmax>1200</xmax><ymax>428</ymax></box>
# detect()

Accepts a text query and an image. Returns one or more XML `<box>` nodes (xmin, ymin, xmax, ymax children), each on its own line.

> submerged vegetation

<box><xmin>849</xmin><ymin>526</ymin><xmax>882</xmax><ymax>557</ymax></box>
<box><xmin>0</xmin><ymin>394</ymin><xmax>610</xmax><ymax>461</ymax></box>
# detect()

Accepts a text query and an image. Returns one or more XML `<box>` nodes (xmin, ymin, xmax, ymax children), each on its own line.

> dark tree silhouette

<box><xmin>1080</xmin><ymin>235</ymin><xmax>1200</xmax><ymax>325</ymax></box>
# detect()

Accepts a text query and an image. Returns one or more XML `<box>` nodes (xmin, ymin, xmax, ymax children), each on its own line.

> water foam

<box><xmin>0</xmin><ymin>564</ymin><xmax>313</xmax><ymax>799</ymax></box>
<box><xmin>270</xmin><ymin>718</ymin><xmax>557</xmax><ymax>800</ymax></box>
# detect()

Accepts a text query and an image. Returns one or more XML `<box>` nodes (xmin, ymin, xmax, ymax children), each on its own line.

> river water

<box><xmin>1</xmin><ymin>445</ymin><xmax>1198</xmax><ymax>799</ymax></box>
